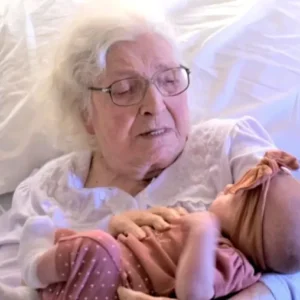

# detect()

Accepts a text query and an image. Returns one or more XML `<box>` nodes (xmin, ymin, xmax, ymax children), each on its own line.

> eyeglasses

<box><xmin>88</xmin><ymin>66</ymin><xmax>191</xmax><ymax>107</ymax></box>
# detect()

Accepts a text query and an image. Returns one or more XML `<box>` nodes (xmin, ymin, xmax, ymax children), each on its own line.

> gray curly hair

<box><xmin>38</xmin><ymin>0</ymin><xmax>180</xmax><ymax>152</ymax></box>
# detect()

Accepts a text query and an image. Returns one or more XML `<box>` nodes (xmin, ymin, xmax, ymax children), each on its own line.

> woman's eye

<box><xmin>162</xmin><ymin>78</ymin><xmax>178</xmax><ymax>85</ymax></box>
<box><xmin>112</xmin><ymin>83</ymin><xmax>131</xmax><ymax>95</ymax></box>
<box><xmin>165</xmin><ymin>79</ymin><xmax>175</xmax><ymax>83</ymax></box>
<box><xmin>115</xmin><ymin>88</ymin><xmax>130</xmax><ymax>95</ymax></box>
<box><xmin>112</xmin><ymin>79</ymin><xmax>141</xmax><ymax>96</ymax></box>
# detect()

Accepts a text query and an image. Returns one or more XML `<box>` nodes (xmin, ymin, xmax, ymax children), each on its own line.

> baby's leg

<box><xmin>175</xmin><ymin>212</ymin><xmax>219</xmax><ymax>300</ymax></box>
<box><xmin>40</xmin><ymin>231</ymin><xmax>121</xmax><ymax>300</ymax></box>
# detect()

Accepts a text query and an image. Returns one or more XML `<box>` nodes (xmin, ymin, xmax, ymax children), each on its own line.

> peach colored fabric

<box><xmin>216</xmin><ymin>150</ymin><xmax>300</xmax><ymax>273</ymax></box>
<box><xmin>40</xmin><ymin>215</ymin><xmax>260</xmax><ymax>300</ymax></box>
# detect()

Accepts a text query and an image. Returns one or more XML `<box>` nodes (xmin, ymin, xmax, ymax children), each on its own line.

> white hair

<box><xmin>37</xmin><ymin>0</ymin><xmax>180</xmax><ymax>152</ymax></box>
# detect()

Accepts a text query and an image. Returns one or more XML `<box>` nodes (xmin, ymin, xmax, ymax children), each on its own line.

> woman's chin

<box><xmin>140</xmin><ymin>142</ymin><xmax>183</xmax><ymax>171</ymax></box>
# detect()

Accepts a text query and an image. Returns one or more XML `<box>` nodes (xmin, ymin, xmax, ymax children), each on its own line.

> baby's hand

<box><xmin>208</xmin><ymin>187</ymin><xmax>236</xmax><ymax>233</ymax></box>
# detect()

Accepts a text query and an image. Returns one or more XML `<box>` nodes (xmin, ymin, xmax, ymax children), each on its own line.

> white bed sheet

<box><xmin>0</xmin><ymin>193</ymin><xmax>12</xmax><ymax>213</ymax></box>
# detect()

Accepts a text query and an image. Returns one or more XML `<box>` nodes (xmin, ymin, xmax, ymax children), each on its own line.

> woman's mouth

<box><xmin>140</xmin><ymin>128</ymin><xmax>170</xmax><ymax>137</ymax></box>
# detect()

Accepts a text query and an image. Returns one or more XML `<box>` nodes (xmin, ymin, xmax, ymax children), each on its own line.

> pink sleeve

<box><xmin>214</xmin><ymin>237</ymin><xmax>261</xmax><ymax>298</ymax></box>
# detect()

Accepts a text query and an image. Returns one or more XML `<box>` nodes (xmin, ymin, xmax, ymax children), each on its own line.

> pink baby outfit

<box><xmin>41</xmin><ymin>230</ymin><xmax>123</xmax><ymax>300</ymax></box>
<box><xmin>41</xmin><ymin>215</ymin><xmax>260</xmax><ymax>300</ymax></box>
<box><xmin>118</xmin><ymin>225</ymin><xmax>260</xmax><ymax>298</ymax></box>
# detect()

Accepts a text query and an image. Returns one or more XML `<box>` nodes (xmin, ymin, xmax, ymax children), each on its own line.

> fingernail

<box><xmin>161</xmin><ymin>224</ymin><xmax>170</xmax><ymax>230</ymax></box>
<box><xmin>138</xmin><ymin>232</ymin><xmax>146</xmax><ymax>240</ymax></box>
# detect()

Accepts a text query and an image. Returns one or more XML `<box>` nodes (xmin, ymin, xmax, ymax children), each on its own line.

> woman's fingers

<box><xmin>149</xmin><ymin>206</ymin><xmax>186</xmax><ymax>222</ymax></box>
<box><xmin>134</xmin><ymin>212</ymin><xmax>170</xmax><ymax>231</ymax></box>
<box><xmin>173</xmin><ymin>206</ymin><xmax>188</xmax><ymax>216</ymax></box>
<box><xmin>122</xmin><ymin>219</ymin><xmax>147</xmax><ymax>239</ymax></box>
<box><xmin>118</xmin><ymin>287</ymin><xmax>175</xmax><ymax>300</ymax></box>
<box><xmin>110</xmin><ymin>206</ymin><xmax>189</xmax><ymax>238</ymax></box>
<box><xmin>118</xmin><ymin>287</ymin><xmax>151</xmax><ymax>300</ymax></box>
<box><xmin>109</xmin><ymin>216</ymin><xmax>146</xmax><ymax>239</ymax></box>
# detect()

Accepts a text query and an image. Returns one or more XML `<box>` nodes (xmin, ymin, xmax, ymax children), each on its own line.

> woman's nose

<box><xmin>139</xmin><ymin>85</ymin><xmax>166</xmax><ymax>116</ymax></box>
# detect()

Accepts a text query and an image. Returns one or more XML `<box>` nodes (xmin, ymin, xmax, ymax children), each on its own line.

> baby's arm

<box><xmin>175</xmin><ymin>212</ymin><xmax>218</xmax><ymax>300</ymax></box>
<box><xmin>18</xmin><ymin>216</ymin><xmax>60</xmax><ymax>288</ymax></box>
<box><xmin>214</xmin><ymin>238</ymin><xmax>261</xmax><ymax>298</ymax></box>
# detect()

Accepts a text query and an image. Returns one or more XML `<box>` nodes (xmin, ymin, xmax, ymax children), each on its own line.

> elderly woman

<box><xmin>0</xmin><ymin>1</ymin><xmax>299</xmax><ymax>300</ymax></box>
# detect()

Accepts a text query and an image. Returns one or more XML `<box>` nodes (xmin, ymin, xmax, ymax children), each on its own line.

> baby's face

<box><xmin>210</xmin><ymin>188</ymin><xmax>234</xmax><ymax>212</ymax></box>
<box><xmin>209</xmin><ymin>189</ymin><xmax>236</xmax><ymax>224</ymax></box>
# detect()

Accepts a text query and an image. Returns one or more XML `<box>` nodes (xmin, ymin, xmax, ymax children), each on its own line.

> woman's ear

<box><xmin>82</xmin><ymin>110</ymin><xmax>95</xmax><ymax>135</ymax></box>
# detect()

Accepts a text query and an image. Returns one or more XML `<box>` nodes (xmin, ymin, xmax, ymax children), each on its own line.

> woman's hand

<box><xmin>118</xmin><ymin>287</ymin><xmax>175</xmax><ymax>300</ymax></box>
<box><xmin>109</xmin><ymin>206</ymin><xmax>188</xmax><ymax>239</ymax></box>
<box><xmin>229</xmin><ymin>282</ymin><xmax>275</xmax><ymax>300</ymax></box>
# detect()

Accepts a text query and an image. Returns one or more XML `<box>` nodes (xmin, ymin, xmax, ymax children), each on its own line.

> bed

<box><xmin>0</xmin><ymin>1</ymin><xmax>300</xmax><ymax>299</ymax></box>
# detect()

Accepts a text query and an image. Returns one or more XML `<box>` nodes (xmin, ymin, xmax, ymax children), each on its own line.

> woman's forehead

<box><xmin>105</xmin><ymin>33</ymin><xmax>179</xmax><ymax>76</ymax></box>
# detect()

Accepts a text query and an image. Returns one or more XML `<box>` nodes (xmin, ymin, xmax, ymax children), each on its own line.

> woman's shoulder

<box><xmin>13</xmin><ymin>151</ymin><xmax>91</xmax><ymax>199</ymax></box>
<box><xmin>32</xmin><ymin>151</ymin><xmax>91</xmax><ymax>181</ymax></box>
<box><xmin>190</xmin><ymin>115</ymin><xmax>257</xmax><ymax>136</ymax></box>
<box><xmin>10</xmin><ymin>151</ymin><xmax>92</xmax><ymax>220</ymax></box>
<box><xmin>189</xmin><ymin>115</ymin><xmax>269</xmax><ymax>148</ymax></box>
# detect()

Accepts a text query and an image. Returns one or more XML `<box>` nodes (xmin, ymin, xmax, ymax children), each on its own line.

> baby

<box><xmin>16</xmin><ymin>150</ymin><xmax>300</xmax><ymax>300</ymax></box>
<box><xmin>18</xmin><ymin>212</ymin><xmax>259</xmax><ymax>300</ymax></box>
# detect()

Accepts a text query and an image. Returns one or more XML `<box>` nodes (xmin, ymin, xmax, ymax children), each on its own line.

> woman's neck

<box><xmin>84</xmin><ymin>152</ymin><xmax>155</xmax><ymax>196</ymax></box>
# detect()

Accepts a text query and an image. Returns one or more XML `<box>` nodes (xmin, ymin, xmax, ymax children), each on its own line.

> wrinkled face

<box><xmin>86</xmin><ymin>32</ymin><xmax>190</xmax><ymax>179</ymax></box>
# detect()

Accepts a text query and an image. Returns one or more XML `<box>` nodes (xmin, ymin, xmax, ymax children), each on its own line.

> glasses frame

<box><xmin>88</xmin><ymin>65</ymin><xmax>191</xmax><ymax>107</ymax></box>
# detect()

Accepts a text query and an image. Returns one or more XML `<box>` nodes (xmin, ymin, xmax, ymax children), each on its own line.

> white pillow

<box><xmin>0</xmin><ymin>0</ymin><xmax>299</xmax><ymax>195</ymax></box>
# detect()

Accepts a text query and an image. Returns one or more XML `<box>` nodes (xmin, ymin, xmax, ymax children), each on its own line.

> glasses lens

<box><xmin>111</xmin><ymin>78</ymin><xmax>145</xmax><ymax>106</ymax></box>
<box><xmin>155</xmin><ymin>67</ymin><xmax>189</xmax><ymax>96</ymax></box>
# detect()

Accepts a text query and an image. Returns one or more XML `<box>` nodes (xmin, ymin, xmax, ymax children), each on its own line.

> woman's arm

<box><xmin>229</xmin><ymin>282</ymin><xmax>275</xmax><ymax>300</ymax></box>
<box><xmin>260</xmin><ymin>273</ymin><xmax>300</xmax><ymax>300</ymax></box>
<box><xmin>117</xmin><ymin>283</ymin><xmax>275</xmax><ymax>300</ymax></box>
<box><xmin>118</xmin><ymin>287</ymin><xmax>175</xmax><ymax>300</ymax></box>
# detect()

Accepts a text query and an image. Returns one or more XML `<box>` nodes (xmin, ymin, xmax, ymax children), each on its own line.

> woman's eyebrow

<box><xmin>108</xmin><ymin>62</ymin><xmax>178</xmax><ymax>79</ymax></box>
<box><xmin>109</xmin><ymin>69</ymin><xmax>139</xmax><ymax>77</ymax></box>
<box><xmin>153</xmin><ymin>62</ymin><xmax>178</xmax><ymax>71</ymax></box>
